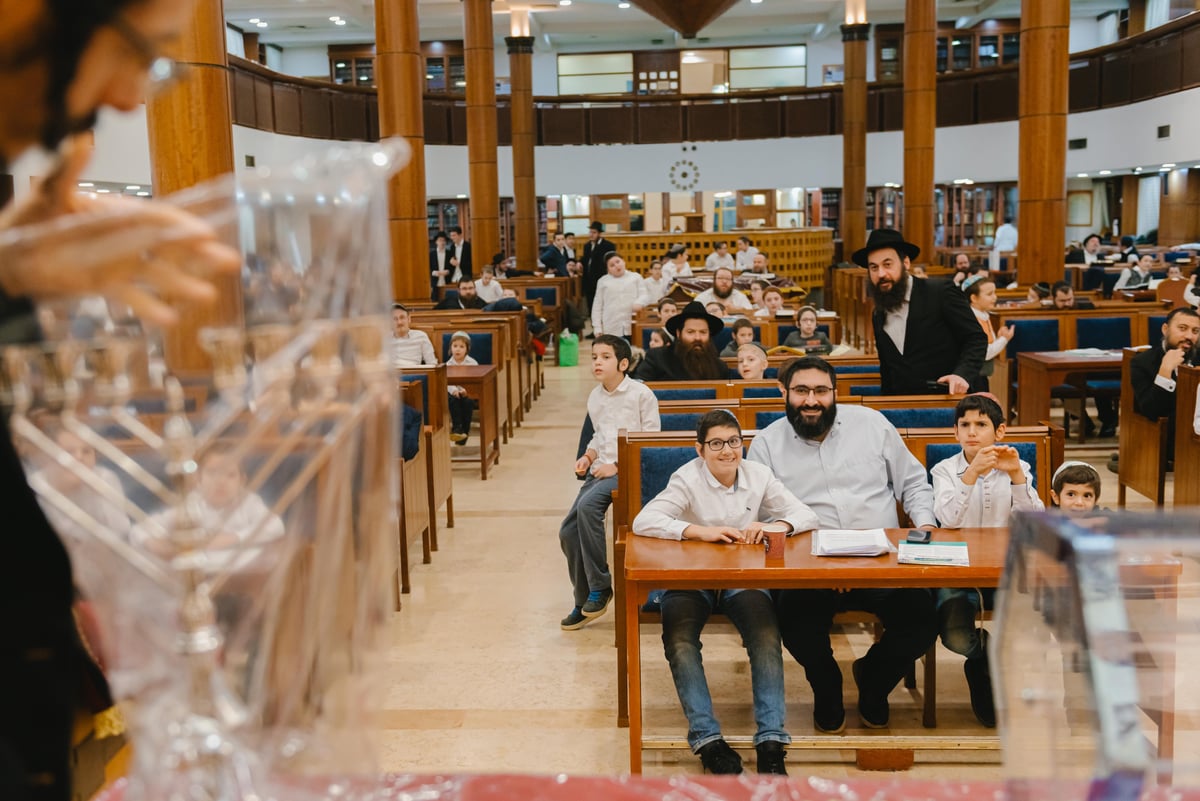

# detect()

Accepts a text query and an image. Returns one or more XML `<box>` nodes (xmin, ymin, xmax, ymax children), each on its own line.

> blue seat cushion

<box><xmin>442</xmin><ymin>332</ymin><xmax>493</xmax><ymax>364</ymax></box>
<box><xmin>652</xmin><ymin>388</ymin><xmax>717</xmax><ymax>401</ymax></box>
<box><xmin>661</xmin><ymin>413</ymin><xmax>704</xmax><ymax>431</ymax></box>
<box><xmin>742</xmin><ymin>387</ymin><xmax>781</xmax><ymax>399</ymax></box>
<box><xmin>850</xmin><ymin>385</ymin><xmax>881</xmax><ymax>396</ymax></box>
<box><xmin>640</xmin><ymin>448</ymin><xmax>698</xmax><ymax>506</ymax></box>
<box><xmin>834</xmin><ymin>364</ymin><xmax>879</xmax><ymax>374</ymax></box>
<box><xmin>756</xmin><ymin>411</ymin><xmax>786</xmax><ymax>428</ymax></box>
<box><xmin>925</xmin><ymin>441</ymin><xmax>1039</xmax><ymax>489</ymax></box>
<box><xmin>1085</xmin><ymin>379</ymin><xmax>1122</xmax><ymax>392</ymax></box>
<box><xmin>526</xmin><ymin>287</ymin><xmax>557</xmax><ymax>305</ymax></box>
<box><xmin>1075</xmin><ymin>317</ymin><xmax>1130</xmax><ymax>350</ymax></box>
<box><xmin>878</xmin><ymin>407</ymin><xmax>957</xmax><ymax>428</ymax></box>
<box><xmin>1005</xmin><ymin>318</ymin><xmax>1059</xmax><ymax>357</ymax></box>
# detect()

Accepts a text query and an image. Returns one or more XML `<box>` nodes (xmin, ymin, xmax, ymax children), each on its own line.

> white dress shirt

<box><xmin>930</xmin><ymin>450</ymin><xmax>1042</xmax><ymax>528</ymax></box>
<box><xmin>1184</xmin><ymin>280</ymin><xmax>1199</xmax><ymax>307</ymax></box>
<box><xmin>746</xmin><ymin>405</ymin><xmax>936</xmax><ymax>528</ymax></box>
<box><xmin>392</xmin><ymin>330</ymin><xmax>437</xmax><ymax>367</ymax></box>
<box><xmin>433</xmin><ymin>248</ymin><xmax>448</xmax><ymax>286</ymax></box>
<box><xmin>993</xmin><ymin>223</ymin><xmax>1018</xmax><ymax>253</ymax></box>
<box><xmin>451</xmin><ymin>242</ymin><xmax>464</xmax><ymax>282</ymax></box>
<box><xmin>633</xmin><ymin>458</ymin><xmax>820</xmax><ymax>540</ymax></box>
<box><xmin>1114</xmin><ymin>266</ymin><xmax>1151</xmax><ymax>290</ymax></box>
<box><xmin>638</xmin><ymin>275</ymin><xmax>669</xmax><ymax>306</ymax></box>
<box><xmin>662</xmin><ymin>261</ymin><xmax>694</xmax><ymax>283</ymax></box>
<box><xmin>735</xmin><ymin>246</ymin><xmax>759</xmax><ymax>271</ymax></box>
<box><xmin>973</xmin><ymin>308</ymin><xmax>1011</xmax><ymax>361</ymax></box>
<box><xmin>447</xmin><ymin>354</ymin><xmax>478</xmax><ymax>395</ymax></box>
<box><xmin>694</xmin><ymin>287</ymin><xmax>753</xmax><ymax>310</ymax></box>
<box><xmin>586</xmin><ymin>376</ymin><xmax>660</xmax><ymax>466</ymax></box>
<box><xmin>592</xmin><ymin>272</ymin><xmax>644</xmax><ymax>336</ymax></box>
<box><xmin>704</xmin><ymin>252</ymin><xmax>735</xmax><ymax>271</ymax></box>
<box><xmin>474</xmin><ymin>277</ymin><xmax>505</xmax><ymax>304</ymax></box>
<box><xmin>881</xmin><ymin>278</ymin><xmax>914</xmax><ymax>355</ymax></box>
<box><xmin>132</xmin><ymin>491</ymin><xmax>285</xmax><ymax>571</ymax></box>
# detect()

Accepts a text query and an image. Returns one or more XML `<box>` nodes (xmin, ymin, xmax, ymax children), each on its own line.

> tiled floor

<box><xmin>380</xmin><ymin>344</ymin><xmax>1176</xmax><ymax>780</ymax></box>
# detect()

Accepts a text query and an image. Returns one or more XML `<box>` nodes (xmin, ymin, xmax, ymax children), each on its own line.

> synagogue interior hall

<box><xmin>10</xmin><ymin>0</ymin><xmax>1200</xmax><ymax>798</ymax></box>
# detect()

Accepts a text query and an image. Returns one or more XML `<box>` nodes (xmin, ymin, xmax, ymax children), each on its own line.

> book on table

<box><xmin>811</xmin><ymin>529</ymin><xmax>896</xmax><ymax>557</ymax></box>
<box><xmin>897</xmin><ymin>541</ymin><xmax>971</xmax><ymax>566</ymax></box>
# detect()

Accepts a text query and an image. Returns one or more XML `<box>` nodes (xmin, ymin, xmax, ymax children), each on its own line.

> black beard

<box><xmin>786</xmin><ymin>400</ymin><xmax>837</xmax><ymax>440</ymax></box>
<box><xmin>674</xmin><ymin>337</ymin><xmax>727</xmax><ymax>380</ymax></box>
<box><xmin>713</xmin><ymin>284</ymin><xmax>733</xmax><ymax>299</ymax></box>
<box><xmin>866</xmin><ymin>270</ymin><xmax>909</xmax><ymax>313</ymax></box>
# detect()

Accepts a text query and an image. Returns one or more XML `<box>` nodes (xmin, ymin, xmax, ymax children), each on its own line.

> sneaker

<box><xmin>560</xmin><ymin>607</ymin><xmax>588</xmax><ymax>630</ymax></box>
<box><xmin>1099</xmin><ymin>426</ymin><xmax>1116</xmax><ymax>439</ymax></box>
<box><xmin>852</xmin><ymin>658</ymin><xmax>889</xmax><ymax>729</ymax></box>
<box><xmin>755</xmin><ymin>741</ymin><xmax>787</xmax><ymax>775</ymax></box>
<box><xmin>450</xmin><ymin>431</ymin><xmax>468</xmax><ymax>444</ymax></box>
<box><xmin>964</xmin><ymin>657</ymin><xmax>996</xmax><ymax>728</ymax></box>
<box><xmin>581</xmin><ymin>587</ymin><xmax>613</xmax><ymax>618</ymax></box>
<box><xmin>813</xmin><ymin>695</ymin><xmax>846</xmax><ymax>734</ymax></box>
<box><xmin>697</xmin><ymin>739</ymin><xmax>743</xmax><ymax>775</ymax></box>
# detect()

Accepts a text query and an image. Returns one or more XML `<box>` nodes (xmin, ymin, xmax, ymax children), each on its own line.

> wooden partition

<box><xmin>401</xmin><ymin>364</ymin><xmax>455</xmax><ymax>547</ymax></box>
<box><xmin>1117</xmin><ymin>348</ymin><xmax>1172</xmax><ymax>507</ymax></box>
<box><xmin>1174</xmin><ymin>365</ymin><xmax>1200</xmax><ymax>507</ymax></box>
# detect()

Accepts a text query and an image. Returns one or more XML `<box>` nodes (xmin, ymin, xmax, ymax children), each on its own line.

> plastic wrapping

<box><xmin>4</xmin><ymin>141</ymin><xmax>408</xmax><ymax>801</ymax></box>
<box><xmin>995</xmin><ymin>510</ymin><xmax>1200</xmax><ymax>801</ymax></box>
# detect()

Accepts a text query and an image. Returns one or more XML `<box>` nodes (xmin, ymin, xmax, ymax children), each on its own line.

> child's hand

<box><xmin>574</xmin><ymin>455</ymin><xmax>592</xmax><ymax>476</ymax></box>
<box><xmin>994</xmin><ymin>445</ymin><xmax>1024</xmax><ymax>479</ymax></box>
<box><xmin>591</xmin><ymin>462</ymin><xmax>618</xmax><ymax>479</ymax></box>
<box><xmin>997</xmin><ymin>324</ymin><xmax>1015</xmax><ymax>340</ymax></box>
<box><xmin>964</xmin><ymin>446</ymin><xmax>999</xmax><ymax>482</ymax></box>
<box><xmin>742</xmin><ymin>521</ymin><xmax>766</xmax><ymax>544</ymax></box>
<box><xmin>686</xmin><ymin>525</ymin><xmax>744</xmax><ymax>543</ymax></box>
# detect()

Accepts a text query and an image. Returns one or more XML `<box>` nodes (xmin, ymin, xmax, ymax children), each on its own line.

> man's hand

<box><xmin>0</xmin><ymin>137</ymin><xmax>241</xmax><ymax>327</ymax></box>
<box><xmin>590</xmin><ymin>461</ymin><xmax>617</xmax><ymax>479</ymax></box>
<box><xmin>685</xmin><ymin>525</ymin><xmax>744</xmax><ymax>543</ymax></box>
<box><xmin>1161</xmin><ymin>347</ymin><xmax>1188</xmax><ymax>378</ymax></box>
<box><xmin>963</xmin><ymin>445</ymin><xmax>999</xmax><ymax>483</ymax></box>
<box><xmin>937</xmin><ymin>374</ymin><xmax>970</xmax><ymax>394</ymax></box>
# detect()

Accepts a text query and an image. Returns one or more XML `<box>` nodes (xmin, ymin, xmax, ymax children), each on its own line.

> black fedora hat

<box><xmin>850</xmin><ymin>228</ymin><xmax>920</xmax><ymax>268</ymax></box>
<box><xmin>666</xmin><ymin>301</ymin><xmax>725</xmax><ymax>337</ymax></box>
<box><xmin>589</xmin><ymin>220</ymin><xmax>604</xmax><ymax>232</ymax></box>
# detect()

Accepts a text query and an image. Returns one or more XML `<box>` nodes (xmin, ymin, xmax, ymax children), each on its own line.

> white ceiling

<box><xmin>223</xmin><ymin>0</ymin><xmax>1128</xmax><ymax>50</ymax></box>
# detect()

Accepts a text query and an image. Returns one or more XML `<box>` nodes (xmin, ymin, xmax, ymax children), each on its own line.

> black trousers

<box><xmin>774</xmin><ymin>588</ymin><xmax>937</xmax><ymax>699</ymax></box>
<box><xmin>448</xmin><ymin>393</ymin><xmax>475</xmax><ymax>434</ymax></box>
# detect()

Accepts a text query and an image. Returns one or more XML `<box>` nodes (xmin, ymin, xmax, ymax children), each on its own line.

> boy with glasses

<box><xmin>633</xmin><ymin>410</ymin><xmax>818</xmax><ymax>775</ymax></box>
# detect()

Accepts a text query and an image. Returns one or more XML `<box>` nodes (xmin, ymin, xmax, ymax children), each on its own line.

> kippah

<box><xmin>1052</xmin><ymin>460</ymin><xmax>1099</xmax><ymax>485</ymax></box>
<box><xmin>962</xmin><ymin>274</ymin><xmax>987</xmax><ymax>291</ymax></box>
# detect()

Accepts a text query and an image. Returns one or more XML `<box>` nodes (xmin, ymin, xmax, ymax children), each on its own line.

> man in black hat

<box><xmin>854</xmin><ymin>229</ymin><xmax>986</xmax><ymax>395</ymax></box>
<box><xmin>634</xmin><ymin>302</ymin><xmax>728</xmax><ymax>381</ymax></box>
<box><xmin>581</xmin><ymin>221</ymin><xmax>615</xmax><ymax>318</ymax></box>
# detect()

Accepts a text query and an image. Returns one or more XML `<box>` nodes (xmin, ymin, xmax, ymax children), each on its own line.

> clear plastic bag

<box><xmin>4</xmin><ymin>140</ymin><xmax>408</xmax><ymax>801</ymax></box>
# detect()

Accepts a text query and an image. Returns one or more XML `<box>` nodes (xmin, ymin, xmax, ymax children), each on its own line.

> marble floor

<box><xmin>379</xmin><ymin>343</ymin><xmax>1179</xmax><ymax>780</ymax></box>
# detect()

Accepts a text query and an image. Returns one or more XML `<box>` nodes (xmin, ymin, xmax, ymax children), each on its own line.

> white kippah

<box><xmin>1052</xmin><ymin>460</ymin><xmax>1099</xmax><ymax>486</ymax></box>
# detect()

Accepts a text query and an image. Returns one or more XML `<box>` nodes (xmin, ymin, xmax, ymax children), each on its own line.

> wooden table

<box><xmin>1015</xmin><ymin>350</ymin><xmax>1122</xmax><ymax>426</ymax></box>
<box><xmin>447</xmin><ymin>364</ymin><xmax>500</xmax><ymax>480</ymax></box>
<box><xmin>622</xmin><ymin>527</ymin><xmax>1008</xmax><ymax>774</ymax></box>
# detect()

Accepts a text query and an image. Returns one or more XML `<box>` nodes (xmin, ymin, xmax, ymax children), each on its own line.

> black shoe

<box><xmin>852</xmin><ymin>658</ymin><xmax>889</xmax><ymax>728</ymax></box>
<box><xmin>581</xmin><ymin>587</ymin><xmax>613</xmax><ymax>618</ymax></box>
<box><xmin>1081</xmin><ymin>416</ymin><xmax>1097</xmax><ymax>436</ymax></box>
<box><xmin>755</xmin><ymin>741</ymin><xmax>787</xmax><ymax>775</ymax></box>
<box><xmin>964</xmin><ymin>657</ymin><xmax>996</xmax><ymax>728</ymax></box>
<box><xmin>1108</xmin><ymin>452</ymin><xmax>1120</xmax><ymax>474</ymax></box>
<box><xmin>560</xmin><ymin>607</ymin><xmax>588</xmax><ymax>631</ymax></box>
<box><xmin>813</xmin><ymin>694</ymin><xmax>845</xmax><ymax>734</ymax></box>
<box><xmin>1099</xmin><ymin>425</ymin><xmax>1116</xmax><ymax>439</ymax></box>
<box><xmin>697</xmin><ymin>739</ymin><xmax>743</xmax><ymax>775</ymax></box>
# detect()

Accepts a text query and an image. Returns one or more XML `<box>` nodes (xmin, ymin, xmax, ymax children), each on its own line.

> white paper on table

<box><xmin>811</xmin><ymin>528</ymin><xmax>896</xmax><ymax>557</ymax></box>
<box><xmin>897</xmin><ymin>541</ymin><xmax>971</xmax><ymax>566</ymax></box>
<box><xmin>1064</xmin><ymin>347</ymin><xmax>1115</xmax><ymax>357</ymax></box>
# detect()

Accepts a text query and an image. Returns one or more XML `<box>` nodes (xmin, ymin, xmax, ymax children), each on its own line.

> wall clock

<box><xmin>669</xmin><ymin>159</ymin><xmax>700</xmax><ymax>191</ymax></box>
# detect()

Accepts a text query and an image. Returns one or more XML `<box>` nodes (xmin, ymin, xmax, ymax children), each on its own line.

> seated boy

<box><xmin>559</xmin><ymin>335</ymin><xmax>659</xmax><ymax>630</ymax></box>
<box><xmin>719</xmin><ymin>318</ymin><xmax>756</xmax><ymax>357</ymax></box>
<box><xmin>782</xmin><ymin>306</ymin><xmax>833</xmax><ymax>355</ymax></box>
<box><xmin>633</xmin><ymin>410</ymin><xmax>818</xmax><ymax>776</ymax></box>
<box><xmin>930</xmin><ymin>393</ymin><xmax>1043</xmax><ymax>728</ymax></box>
<box><xmin>736</xmin><ymin>341</ymin><xmax>769</xmax><ymax>381</ymax></box>
<box><xmin>1050</xmin><ymin>461</ymin><xmax>1102</xmax><ymax>515</ymax></box>
<box><xmin>753</xmin><ymin>287</ymin><xmax>786</xmax><ymax>318</ymax></box>
<box><xmin>445</xmin><ymin>331</ymin><xmax>478</xmax><ymax>444</ymax></box>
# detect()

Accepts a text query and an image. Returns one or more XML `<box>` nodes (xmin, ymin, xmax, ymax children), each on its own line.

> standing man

<box><xmin>857</xmin><ymin>229</ymin><xmax>986</xmax><ymax>394</ymax></box>
<box><xmin>993</xmin><ymin>216</ymin><xmax>1018</xmax><ymax>254</ymax></box>
<box><xmin>564</xmin><ymin>232</ymin><xmax>578</xmax><ymax>261</ymax></box>
<box><xmin>747</xmin><ymin>357</ymin><xmax>938</xmax><ymax>733</ymax></box>
<box><xmin>540</xmin><ymin>232</ymin><xmax>568</xmax><ymax>276</ymax></box>
<box><xmin>634</xmin><ymin>302</ymin><xmax>728</xmax><ymax>381</ymax></box>
<box><xmin>447</xmin><ymin>225</ymin><xmax>473</xmax><ymax>283</ymax></box>
<box><xmin>581</xmin><ymin>221</ymin><xmax>615</xmax><ymax>318</ymax></box>
<box><xmin>0</xmin><ymin>2</ymin><xmax>243</xmax><ymax>798</ymax></box>
<box><xmin>429</xmin><ymin>230</ymin><xmax>452</xmax><ymax>299</ymax></box>
<box><xmin>735</xmin><ymin>236</ymin><xmax>759</xmax><ymax>272</ymax></box>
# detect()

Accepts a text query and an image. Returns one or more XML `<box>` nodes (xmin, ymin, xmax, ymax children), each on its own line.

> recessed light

<box><xmin>455</xmin><ymin>80</ymin><xmax>466</xmax><ymax>86</ymax></box>
<box><xmin>249</xmin><ymin>18</ymin><xmax>260</xmax><ymax>23</ymax></box>
<box><xmin>456</xmin><ymin>194</ymin><xmax>468</xmax><ymax>199</ymax></box>
<box><xmin>136</xmin><ymin>191</ymin><xmax>150</xmax><ymax>197</ymax></box>
<box><xmin>125</xmin><ymin>185</ymin><xmax>140</xmax><ymax>190</ymax></box>
<box><xmin>1134</xmin><ymin>167</ymin><xmax>1143</xmax><ymax>173</ymax></box>
<box><xmin>1098</xmin><ymin>170</ymin><xmax>1111</xmax><ymax>175</ymax></box>
<box><xmin>1077</xmin><ymin>173</ymin><xmax>1088</xmax><ymax>178</ymax></box>
<box><xmin>618</xmin><ymin>1</ymin><xmax>630</xmax><ymax>6</ymax></box>
<box><xmin>750</xmin><ymin>0</ymin><xmax>763</xmax><ymax>3</ymax></box>
<box><xmin>78</xmin><ymin>182</ymin><xmax>94</xmax><ymax>187</ymax></box>
<box><xmin>1162</xmin><ymin>163</ymin><xmax>1176</xmax><ymax>169</ymax></box>
<box><xmin>559</xmin><ymin>0</ymin><xmax>571</xmax><ymax>5</ymax></box>
<box><xmin>336</xmin><ymin>62</ymin><xmax>346</xmax><ymax>68</ymax></box>
<box><xmin>329</xmin><ymin>16</ymin><xmax>340</xmax><ymax>21</ymax></box>
<box><xmin>96</xmin><ymin>189</ymin><xmax>111</xmax><ymax>193</ymax></box>
<box><xmin>256</xmin><ymin>21</ymin><xmax>267</xmax><ymax>28</ymax></box>
<box><xmin>335</xmin><ymin>19</ymin><xmax>346</xmax><ymax>25</ymax></box>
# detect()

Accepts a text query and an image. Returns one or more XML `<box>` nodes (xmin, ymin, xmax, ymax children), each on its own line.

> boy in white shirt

<box><xmin>446</xmin><ymin>331</ymin><xmax>479</xmax><ymax>444</ymax></box>
<box><xmin>633</xmin><ymin>410</ymin><xmax>818</xmax><ymax>775</ymax></box>
<box><xmin>559</xmin><ymin>336</ymin><xmax>659</xmax><ymax>630</ymax></box>
<box><xmin>930</xmin><ymin>393</ymin><xmax>1043</xmax><ymax>728</ymax></box>
<box><xmin>473</xmin><ymin>267</ymin><xmax>505</xmax><ymax>304</ymax></box>
<box><xmin>704</xmin><ymin>241</ymin><xmax>735</xmax><ymax>271</ymax></box>
<box><xmin>390</xmin><ymin>303</ymin><xmax>437</xmax><ymax>368</ymax></box>
<box><xmin>962</xmin><ymin>276</ymin><xmax>1014</xmax><ymax>386</ymax></box>
<box><xmin>591</xmin><ymin>253</ymin><xmax>642</xmax><ymax>338</ymax></box>
<box><xmin>636</xmin><ymin>260</ymin><xmax>669</xmax><ymax>309</ymax></box>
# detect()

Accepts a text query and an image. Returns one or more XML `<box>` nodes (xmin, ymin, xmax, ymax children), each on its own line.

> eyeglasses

<box><xmin>788</xmin><ymin>385</ymin><xmax>834</xmax><ymax>399</ymax></box>
<box><xmin>108</xmin><ymin>15</ymin><xmax>188</xmax><ymax>96</ymax></box>
<box><xmin>701</xmin><ymin>436</ymin><xmax>742</xmax><ymax>452</ymax></box>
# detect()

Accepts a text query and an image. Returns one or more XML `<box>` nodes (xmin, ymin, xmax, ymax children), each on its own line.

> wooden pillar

<box><xmin>903</xmin><ymin>0</ymin><xmax>936</xmax><ymax>261</ymax></box>
<box><xmin>146</xmin><ymin>0</ymin><xmax>237</xmax><ymax>371</ymax></box>
<box><xmin>1128</xmin><ymin>0</ymin><xmax>1147</xmax><ymax>35</ymax></box>
<box><xmin>1120</xmin><ymin>174</ymin><xmax>1140</xmax><ymax>239</ymax></box>
<box><xmin>241</xmin><ymin>31</ymin><xmax>260</xmax><ymax>63</ymax></box>
<box><xmin>1017</xmin><ymin>0</ymin><xmax>1069</xmax><ymax>287</ymax></box>
<box><xmin>841</xmin><ymin>23</ymin><xmax>870</xmax><ymax>259</ymax></box>
<box><xmin>506</xmin><ymin>36</ymin><xmax>537</xmax><ymax>271</ymax></box>
<box><xmin>464</xmin><ymin>0</ymin><xmax>500</xmax><ymax>264</ymax></box>
<box><xmin>377</xmin><ymin>0</ymin><xmax>430</xmax><ymax>302</ymax></box>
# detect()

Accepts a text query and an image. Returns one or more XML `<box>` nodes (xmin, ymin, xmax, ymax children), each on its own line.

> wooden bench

<box><xmin>632</xmin><ymin>313</ymin><xmax>841</xmax><ymax>354</ymax></box>
<box><xmin>1174</xmin><ymin>365</ymin><xmax>1200</xmax><ymax>507</ymax></box>
<box><xmin>1118</xmin><ymin>347</ymin><xmax>1172</xmax><ymax>507</ymax></box>
<box><xmin>399</xmin><ymin>364</ymin><xmax>455</xmax><ymax>552</ymax></box>
<box><xmin>413</xmin><ymin>318</ymin><xmax>514</xmax><ymax>441</ymax></box>
<box><xmin>398</xmin><ymin>380</ymin><xmax>432</xmax><ymax>596</ymax></box>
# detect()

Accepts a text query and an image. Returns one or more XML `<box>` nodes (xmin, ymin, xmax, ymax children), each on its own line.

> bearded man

<box><xmin>694</xmin><ymin>267</ymin><xmax>752</xmax><ymax>311</ymax></box>
<box><xmin>857</xmin><ymin>229</ymin><xmax>986</xmax><ymax>395</ymax></box>
<box><xmin>747</xmin><ymin>356</ymin><xmax>938</xmax><ymax>734</ymax></box>
<box><xmin>634</xmin><ymin>302</ymin><xmax>727</xmax><ymax>381</ymax></box>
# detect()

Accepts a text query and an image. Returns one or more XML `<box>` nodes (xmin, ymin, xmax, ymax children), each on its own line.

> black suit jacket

<box><xmin>429</xmin><ymin>247</ymin><xmax>451</xmax><ymax>298</ymax></box>
<box><xmin>632</xmin><ymin>346</ymin><xmax>692</xmax><ymax>381</ymax></box>
<box><xmin>435</xmin><ymin>293</ymin><xmax>488</xmax><ymax>311</ymax></box>
<box><xmin>1065</xmin><ymin>250</ymin><xmax>1086</xmax><ymax>264</ymax></box>
<box><xmin>581</xmin><ymin>237</ymin><xmax>615</xmax><ymax>301</ymax></box>
<box><xmin>540</xmin><ymin>245</ymin><xmax>567</xmax><ymax>274</ymax></box>
<box><xmin>450</xmin><ymin>241</ymin><xmax>473</xmax><ymax>282</ymax></box>
<box><xmin>1131</xmin><ymin>343</ymin><xmax>1197</xmax><ymax>421</ymax></box>
<box><xmin>871</xmin><ymin>277</ymin><xmax>988</xmax><ymax>395</ymax></box>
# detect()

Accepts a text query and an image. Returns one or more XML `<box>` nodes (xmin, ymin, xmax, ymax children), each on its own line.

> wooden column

<box><xmin>506</xmin><ymin>36</ymin><xmax>537</xmax><ymax>271</ymax></box>
<box><xmin>146</xmin><ymin>0</ymin><xmax>237</xmax><ymax>371</ymax></box>
<box><xmin>903</xmin><ymin>0</ymin><xmax>936</xmax><ymax>261</ymax></box>
<box><xmin>841</xmin><ymin>23</ymin><xmax>870</xmax><ymax>259</ymax></box>
<box><xmin>377</xmin><ymin>0</ymin><xmax>430</xmax><ymax>302</ymax></box>
<box><xmin>1017</xmin><ymin>0</ymin><xmax>1069</xmax><ymax>286</ymax></box>
<box><xmin>1128</xmin><ymin>0</ymin><xmax>1147</xmax><ymax>35</ymax></box>
<box><xmin>464</xmin><ymin>0</ymin><xmax>500</xmax><ymax>264</ymax></box>
<box><xmin>1120</xmin><ymin>174</ymin><xmax>1140</xmax><ymax>239</ymax></box>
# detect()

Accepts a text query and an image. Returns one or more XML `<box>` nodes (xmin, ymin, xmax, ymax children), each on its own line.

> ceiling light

<box><xmin>1098</xmin><ymin>170</ymin><xmax>1111</xmax><ymax>175</ymax></box>
<box><xmin>337</xmin><ymin>62</ymin><xmax>347</xmax><ymax>68</ymax></box>
<box><xmin>249</xmin><ymin>18</ymin><xmax>260</xmax><ymax>23</ymax></box>
<box><xmin>329</xmin><ymin>15</ymin><xmax>340</xmax><ymax>21</ymax></box>
<box><xmin>455</xmin><ymin>80</ymin><xmax>466</xmax><ymax>87</ymax></box>
<box><xmin>750</xmin><ymin>0</ymin><xmax>763</xmax><ymax>3</ymax></box>
<box><xmin>78</xmin><ymin>182</ymin><xmax>94</xmax><ymax>187</ymax></box>
<box><xmin>335</xmin><ymin>19</ymin><xmax>346</xmax><ymax>25</ymax></box>
<box><xmin>136</xmin><ymin>191</ymin><xmax>150</xmax><ymax>197</ymax></box>
<box><xmin>96</xmin><ymin>189</ymin><xmax>111</xmax><ymax>193</ymax></box>
<box><xmin>1134</xmin><ymin>167</ymin><xmax>1143</xmax><ymax>173</ymax></box>
<box><xmin>1077</xmin><ymin>173</ymin><xmax>1088</xmax><ymax>178</ymax></box>
<box><xmin>456</xmin><ymin>194</ymin><xmax>468</xmax><ymax>199</ymax></box>
<box><xmin>559</xmin><ymin>0</ymin><xmax>571</xmax><ymax>5</ymax></box>
<box><xmin>1163</xmin><ymin>163</ymin><xmax>1176</xmax><ymax>168</ymax></box>
<box><xmin>618</xmin><ymin>1</ymin><xmax>630</xmax><ymax>6</ymax></box>
<box><xmin>256</xmin><ymin>21</ymin><xmax>267</xmax><ymax>27</ymax></box>
<box><xmin>125</xmin><ymin>185</ymin><xmax>140</xmax><ymax>190</ymax></box>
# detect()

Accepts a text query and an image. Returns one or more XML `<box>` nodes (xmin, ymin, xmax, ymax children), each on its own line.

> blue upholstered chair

<box><xmin>714</xmin><ymin>328</ymin><xmax>734</xmax><ymax>352</ymax></box>
<box><xmin>756</xmin><ymin>411</ymin><xmax>786</xmax><ymax>428</ymax></box>
<box><xmin>441</xmin><ymin>332</ymin><xmax>493</xmax><ymax>364</ymax></box>
<box><xmin>651</xmin><ymin>388</ymin><xmax>718</xmax><ymax>401</ymax></box>
<box><xmin>1101</xmin><ymin>271</ymin><xmax>1121</xmax><ymax>299</ymax></box>
<box><xmin>1002</xmin><ymin>317</ymin><xmax>1079</xmax><ymax>425</ymax></box>
<box><xmin>764</xmin><ymin>367</ymin><xmax>778</xmax><ymax>379</ymax></box>
<box><xmin>1063</xmin><ymin>318</ymin><xmax>1129</xmax><ymax>442</ymax></box>
<box><xmin>1147</xmin><ymin>315</ymin><xmax>1168</xmax><ymax>347</ymax></box>
<box><xmin>925</xmin><ymin>441</ymin><xmax>1039</xmax><ymax>492</ymax></box>
<box><xmin>525</xmin><ymin>286</ymin><xmax>557</xmax><ymax>307</ymax></box>
<box><xmin>660</xmin><ymin>413</ymin><xmax>704</xmax><ymax>431</ymax></box>
<box><xmin>849</xmin><ymin>385</ymin><xmax>881</xmax><ymax>396</ymax></box>
<box><xmin>1076</xmin><ymin>317</ymin><xmax>1131</xmax><ymax>350</ymax></box>
<box><xmin>878</xmin><ymin>407</ymin><xmax>957</xmax><ymax>428</ymax></box>
<box><xmin>638</xmin><ymin>445</ymin><xmax>706</xmax><ymax>613</ymax></box>
<box><xmin>835</xmin><ymin>364</ymin><xmax>879</xmax><ymax>374</ymax></box>
<box><xmin>742</xmin><ymin>386</ymin><xmax>782</xmax><ymax>399</ymax></box>
<box><xmin>403</xmin><ymin>372</ymin><xmax>431</xmax><ymax>417</ymax></box>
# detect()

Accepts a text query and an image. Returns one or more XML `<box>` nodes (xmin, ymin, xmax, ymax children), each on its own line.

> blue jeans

<box><xmin>936</xmin><ymin>588</ymin><xmax>993</xmax><ymax>660</ymax></box>
<box><xmin>558</xmin><ymin>474</ymin><xmax>617</xmax><ymax>607</ymax></box>
<box><xmin>661</xmin><ymin>588</ymin><xmax>789</xmax><ymax>751</ymax></box>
